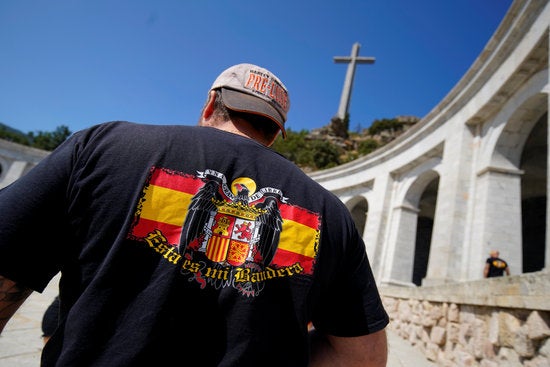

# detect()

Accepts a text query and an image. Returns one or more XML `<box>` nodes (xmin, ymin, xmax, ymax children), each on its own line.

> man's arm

<box><xmin>483</xmin><ymin>263</ymin><xmax>489</xmax><ymax>278</ymax></box>
<box><xmin>0</xmin><ymin>275</ymin><xmax>33</xmax><ymax>334</ymax></box>
<box><xmin>309</xmin><ymin>328</ymin><xmax>388</xmax><ymax>367</ymax></box>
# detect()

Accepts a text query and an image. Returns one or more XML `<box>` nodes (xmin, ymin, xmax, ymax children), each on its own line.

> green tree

<box><xmin>358</xmin><ymin>138</ymin><xmax>379</xmax><ymax>155</ymax></box>
<box><xmin>271</xmin><ymin>129</ymin><xmax>342</xmax><ymax>170</ymax></box>
<box><xmin>0</xmin><ymin>125</ymin><xmax>30</xmax><ymax>145</ymax></box>
<box><xmin>310</xmin><ymin>139</ymin><xmax>341</xmax><ymax>169</ymax></box>
<box><xmin>271</xmin><ymin>129</ymin><xmax>310</xmax><ymax>164</ymax></box>
<box><xmin>28</xmin><ymin>125</ymin><xmax>72</xmax><ymax>151</ymax></box>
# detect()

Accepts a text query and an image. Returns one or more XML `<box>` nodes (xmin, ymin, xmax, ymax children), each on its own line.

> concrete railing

<box><xmin>380</xmin><ymin>271</ymin><xmax>550</xmax><ymax>366</ymax></box>
<box><xmin>0</xmin><ymin>138</ymin><xmax>49</xmax><ymax>189</ymax></box>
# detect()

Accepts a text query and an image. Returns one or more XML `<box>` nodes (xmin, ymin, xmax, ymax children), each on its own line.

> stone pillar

<box><xmin>546</xmin><ymin>53</ymin><xmax>550</xmax><ymax>270</ymax></box>
<box><xmin>379</xmin><ymin>198</ymin><xmax>419</xmax><ymax>286</ymax></box>
<box><xmin>470</xmin><ymin>167</ymin><xmax>524</xmax><ymax>277</ymax></box>
<box><xmin>366</xmin><ymin>174</ymin><xmax>395</xmax><ymax>280</ymax></box>
<box><xmin>460</xmin><ymin>123</ymin><xmax>482</xmax><ymax>280</ymax></box>
<box><xmin>424</xmin><ymin>123</ymin><xmax>475</xmax><ymax>285</ymax></box>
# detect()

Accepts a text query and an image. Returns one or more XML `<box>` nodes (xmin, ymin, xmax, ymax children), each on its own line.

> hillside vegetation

<box><xmin>0</xmin><ymin>123</ymin><xmax>72</xmax><ymax>151</ymax></box>
<box><xmin>1</xmin><ymin>115</ymin><xmax>419</xmax><ymax>168</ymax></box>
<box><xmin>272</xmin><ymin>115</ymin><xmax>419</xmax><ymax>171</ymax></box>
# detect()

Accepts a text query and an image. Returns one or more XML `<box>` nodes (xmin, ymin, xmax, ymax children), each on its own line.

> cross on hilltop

<box><xmin>333</xmin><ymin>42</ymin><xmax>375</xmax><ymax>121</ymax></box>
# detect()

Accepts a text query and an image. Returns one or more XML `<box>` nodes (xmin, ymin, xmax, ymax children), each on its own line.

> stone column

<box><xmin>547</xmin><ymin>50</ymin><xmax>550</xmax><ymax>271</ymax></box>
<box><xmin>378</xmin><ymin>171</ymin><xmax>419</xmax><ymax>286</ymax></box>
<box><xmin>470</xmin><ymin>167</ymin><xmax>524</xmax><ymax>277</ymax></box>
<box><xmin>460</xmin><ymin>123</ymin><xmax>482</xmax><ymax>280</ymax></box>
<box><xmin>366</xmin><ymin>173</ymin><xmax>396</xmax><ymax>281</ymax></box>
<box><xmin>385</xmin><ymin>204</ymin><xmax>419</xmax><ymax>285</ymax></box>
<box><xmin>424</xmin><ymin>123</ymin><xmax>475</xmax><ymax>285</ymax></box>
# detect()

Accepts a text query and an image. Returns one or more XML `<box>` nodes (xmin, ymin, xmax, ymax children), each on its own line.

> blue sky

<box><xmin>1</xmin><ymin>0</ymin><xmax>513</xmax><ymax>135</ymax></box>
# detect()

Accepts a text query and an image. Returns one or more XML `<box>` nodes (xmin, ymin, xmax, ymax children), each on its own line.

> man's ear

<box><xmin>201</xmin><ymin>90</ymin><xmax>217</xmax><ymax>122</ymax></box>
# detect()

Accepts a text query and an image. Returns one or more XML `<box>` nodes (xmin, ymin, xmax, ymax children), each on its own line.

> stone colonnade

<box><xmin>310</xmin><ymin>0</ymin><xmax>550</xmax><ymax>287</ymax></box>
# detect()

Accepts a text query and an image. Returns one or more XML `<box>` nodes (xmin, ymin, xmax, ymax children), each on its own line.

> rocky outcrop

<box><xmin>308</xmin><ymin>115</ymin><xmax>420</xmax><ymax>156</ymax></box>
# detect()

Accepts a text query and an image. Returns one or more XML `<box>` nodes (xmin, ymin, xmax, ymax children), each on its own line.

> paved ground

<box><xmin>0</xmin><ymin>275</ymin><xmax>436</xmax><ymax>366</ymax></box>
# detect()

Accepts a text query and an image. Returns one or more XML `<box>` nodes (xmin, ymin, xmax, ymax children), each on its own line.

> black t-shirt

<box><xmin>0</xmin><ymin>122</ymin><xmax>388</xmax><ymax>366</ymax></box>
<box><xmin>486</xmin><ymin>257</ymin><xmax>508</xmax><ymax>277</ymax></box>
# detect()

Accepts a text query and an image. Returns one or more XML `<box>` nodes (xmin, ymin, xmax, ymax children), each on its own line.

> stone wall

<box><xmin>380</xmin><ymin>271</ymin><xmax>550</xmax><ymax>366</ymax></box>
<box><xmin>0</xmin><ymin>138</ymin><xmax>48</xmax><ymax>189</ymax></box>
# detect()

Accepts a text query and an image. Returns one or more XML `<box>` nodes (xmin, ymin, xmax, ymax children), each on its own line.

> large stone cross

<box><xmin>333</xmin><ymin>42</ymin><xmax>375</xmax><ymax>120</ymax></box>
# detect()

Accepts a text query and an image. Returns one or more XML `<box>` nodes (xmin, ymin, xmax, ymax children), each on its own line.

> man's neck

<box><xmin>203</xmin><ymin>119</ymin><xmax>270</xmax><ymax>146</ymax></box>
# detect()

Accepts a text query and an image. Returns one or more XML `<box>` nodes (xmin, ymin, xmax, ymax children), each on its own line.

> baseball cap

<box><xmin>210</xmin><ymin>63</ymin><xmax>290</xmax><ymax>138</ymax></box>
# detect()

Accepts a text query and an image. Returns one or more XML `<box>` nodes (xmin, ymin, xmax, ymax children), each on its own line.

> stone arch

<box><xmin>385</xmin><ymin>169</ymin><xmax>440</xmax><ymax>286</ymax></box>
<box><xmin>346</xmin><ymin>196</ymin><xmax>369</xmax><ymax>237</ymax></box>
<box><xmin>520</xmin><ymin>112</ymin><xmax>547</xmax><ymax>273</ymax></box>
<box><xmin>402</xmin><ymin>170</ymin><xmax>440</xmax><ymax>210</ymax></box>
<box><xmin>483</xmin><ymin>70</ymin><xmax>548</xmax><ymax>170</ymax></box>
<box><xmin>413</xmin><ymin>175</ymin><xmax>440</xmax><ymax>285</ymax></box>
<box><xmin>492</xmin><ymin>93</ymin><xmax>547</xmax><ymax>169</ymax></box>
<box><xmin>403</xmin><ymin>171</ymin><xmax>440</xmax><ymax>286</ymax></box>
<box><xmin>485</xmin><ymin>90</ymin><xmax>548</xmax><ymax>274</ymax></box>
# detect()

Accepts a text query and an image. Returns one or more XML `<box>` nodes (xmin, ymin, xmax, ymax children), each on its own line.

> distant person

<box><xmin>0</xmin><ymin>63</ymin><xmax>388</xmax><ymax>366</ymax></box>
<box><xmin>484</xmin><ymin>250</ymin><xmax>510</xmax><ymax>277</ymax></box>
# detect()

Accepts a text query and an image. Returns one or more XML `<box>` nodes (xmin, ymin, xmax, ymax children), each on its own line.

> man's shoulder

<box><xmin>76</xmin><ymin>122</ymin><xmax>206</xmax><ymax>144</ymax></box>
<box><xmin>90</xmin><ymin>121</ymin><xmax>198</xmax><ymax>133</ymax></box>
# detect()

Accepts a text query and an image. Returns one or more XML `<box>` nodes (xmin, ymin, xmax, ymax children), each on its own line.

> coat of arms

<box><xmin>178</xmin><ymin>170</ymin><xmax>284</xmax><ymax>269</ymax></box>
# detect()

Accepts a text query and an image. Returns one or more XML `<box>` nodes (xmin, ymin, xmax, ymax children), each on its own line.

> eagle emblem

<box><xmin>178</xmin><ymin>170</ymin><xmax>284</xmax><ymax>268</ymax></box>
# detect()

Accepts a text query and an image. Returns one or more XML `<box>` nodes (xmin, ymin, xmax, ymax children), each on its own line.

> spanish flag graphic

<box><xmin>129</xmin><ymin>167</ymin><xmax>320</xmax><ymax>275</ymax></box>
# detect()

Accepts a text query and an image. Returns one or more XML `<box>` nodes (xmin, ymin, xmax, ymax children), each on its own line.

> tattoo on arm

<box><xmin>0</xmin><ymin>276</ymin><xmax>33</xmax><ymax>333</ymax></box>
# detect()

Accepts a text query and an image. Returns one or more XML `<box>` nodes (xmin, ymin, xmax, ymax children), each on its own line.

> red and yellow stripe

<box><xmin>130</xmin><ymin>167</ymin><xmax>320</xmax><ymax>275</ymax></box>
